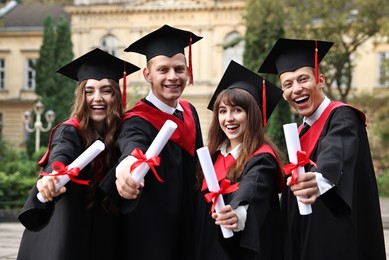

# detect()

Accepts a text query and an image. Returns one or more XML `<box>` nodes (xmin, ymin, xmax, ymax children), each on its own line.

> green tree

<box><xmin>35</xmin><ymin>16</ymin><xmax>55</xmax><ymax>100</ymax></box>
<box><xmin>27</xmin><ymin>15</ymin><xmax>73</xmax><ymax>155</ymax></box>
<box><xmin>28</xmin><ymin>16</ymin><xmax>56</xmax><ymax>155</ymax></box>
<box><xmin>283</xmin><ymin>0</ymin><xmax>389</xmax><ymax>102</ymax></box>
<box><xmin>51</xmin><ymin>15</ymin><xmax>75</xmax><ymax>121</ymax></box>
<box><xmin>349</xmin><ymin>93</ymin><xmax>389</xmax><ymax>172</ymax></box>
<box><xmin>243</xmin><ymin>0</ymin><xmax>291</xmax><ymax>154</ymax></box>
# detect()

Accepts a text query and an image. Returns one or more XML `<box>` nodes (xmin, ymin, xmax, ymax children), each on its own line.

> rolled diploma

<box><xmin>283</xmin><ymin>123</ymin><xmax>312</xmax><ymax>215</ymax></box>
<box><xmin>37</xmin><ymin>140</ymin><xmax>105</xmax><ymax>203</ymax></box>
<box><xmin>196</xmin><ymin>147</ymin><xmax>234</xmax><ymax>238</ymax></box>
<box><xmin>130</xmin><ymin>120</ymin><xmax>178</xmax><ymax>183</ymax></box>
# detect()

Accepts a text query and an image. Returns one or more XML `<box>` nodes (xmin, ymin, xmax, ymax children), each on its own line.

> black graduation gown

<box><xmin>17</xmin><ymin>125</ymin><xmax>121</xmax><ymax>260</ymax></box>
<box><xmin>281</xmin><ymin>106</ymin><xmax>386</xmax><ymax>260</ymax></box>
<box><xmin>195</xmin><ymin>153</ymin><xmax>283</xmax><ymax>260</ymax></box>
<box><xmin>103</xmin><ymin>99</ymin><xmax>203</xmax><ymax>260</ymax></box>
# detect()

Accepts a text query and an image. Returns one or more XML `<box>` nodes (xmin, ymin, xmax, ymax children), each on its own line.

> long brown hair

<box><xmin>71</xmin><ymin>79</ymin><xmax>124</xmax><ymax>173</ymax></box>
<box><xmin>70</xmin><ymin>79</ymin><xmax>123</xmax><ymax>209</ymax></box>
<box><xmin>207</xmin><ymin>88</ymin><xmax>283</xmax><ymax>182</ymax></box>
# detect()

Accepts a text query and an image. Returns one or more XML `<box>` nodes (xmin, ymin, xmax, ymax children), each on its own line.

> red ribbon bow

<box><xmin>130</xmin><ymin>148</ymin><xmax>163</xmax><ymax>183</ymax></box>
<box><xmin>40</xmin><ymin>161</ymin><xmax>90</xmax><ymax>185</ymax></box>
<box><xmin>283</xmin><ymin>151</ymin><xmax>318</xmax><ymax>185</ymax></box>
<box><xmin>204</xmin><ymin>179</ymin><xmax>239</xmax><ymax>213</ymax></box>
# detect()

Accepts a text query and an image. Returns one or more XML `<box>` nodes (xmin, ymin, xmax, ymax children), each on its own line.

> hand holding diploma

<box><xmin>117</xmin><ymin>119</ymin><xmax>178</xmax><ymax>184</ymax></box>
<box><xmin>197</xmin><ymin>147</ymin><xmax>239</xmax><ymax>238</ymax></box>
<box><xmin>283</xmin><ymin>123</ymin><xmax>318</xmax><ymax>215</ymax></box>
<box><xmin>115</xmin><ymin>120</ymin><xmax>177</xmax><ymax>200</ymax></box>
<box><xmin>37</xmin><ymin>140</ymin><xmax>105</xmax><ymax>203</ymax></box>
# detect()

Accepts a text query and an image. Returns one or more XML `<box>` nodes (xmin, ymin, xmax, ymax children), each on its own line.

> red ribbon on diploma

<box><xmin>204</xmin><ymin>179</ymin><xmax>239</xmax><ymax>213</ymax></box>
<box><xmin>40</xmin><ymin>161</ymin><xmax>90</xmax><ymax>185</ymax></box>
<box><xmin>130</xmin><ymin>148</ymin><xmax>163</xmax><ymax>183</ymax></box>
<box><xmin>283</xmin><ymin>150</ymin><xmax>317</xmax><ymax>185</ymax></box>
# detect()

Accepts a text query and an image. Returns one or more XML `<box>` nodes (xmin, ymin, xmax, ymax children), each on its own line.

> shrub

<box><xmin>0</xmin><ymin>172</ymin><xmax>36</xmax><ymax>209</ymax></box>
<box><xmin>377</xmin><ymin>171</ymin><xmax>389</xmax><ymax>198</ymax></box>
<box><xmin>0</xmin><ymin>140</ymin><xmax>43</xmax><ymax>209</ymax></box>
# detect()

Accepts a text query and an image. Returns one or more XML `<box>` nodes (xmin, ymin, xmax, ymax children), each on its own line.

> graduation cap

<box><xmin>56</xmin><ymin>48</ymin><xmax>140</xmax><ymax>107</ymax></box>
<box><xmin>124</xmin><ymin>24</ymin><xmax>202</xmax><ymax>84</ymax></box>
<box><xmin>258</xmin><ymin>38</ymin><xmax>334</xmax><ymax>83</ymax></box>
<box><xmin>208</xmin><ymin>60</ymin><xmax>283</xmax><ymax>126</ymax></box>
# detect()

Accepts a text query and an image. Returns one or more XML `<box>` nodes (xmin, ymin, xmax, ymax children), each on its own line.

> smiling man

<box><xmin>258</xmin><ymin>38</ymin><xmax>386</xmax><ymax>260</ymax></box>
<box><xmin>103</xmin><ymin>25</ymin><xmax>204</xmax><ymax>260</ymax></box>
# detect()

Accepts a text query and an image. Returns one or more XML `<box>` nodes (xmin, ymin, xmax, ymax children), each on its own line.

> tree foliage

<box><xmin>35</xmin><ymin>16</ymin><xmax>55</xmax><ymax>100</ymax></box>
<box><xmin>27</xmin><ymin>15</ymin><xmax>74</xmax><ymax>155</ymax></box>
<box><xmin>243</xmin><ymin>0</ymin><xmax>291</xmax><ymax>154</ymax></box>
<box><xmin>0</xmin><ymin>140</ymin><xmax>40</xmax><ymax>209</ymax></box>
<box><xmin>349</xmin><ymin>93</ymin><xmax>389</xmax><ymax>172</ymax></box>
<box><xmin>52</xmin><ymin>15</ymin><xmax>75</xmax><ymax>121</ymax></box>
<box><xmin>281</xmin><ymin>0</ymin><xmax>389</xmax><ymax>102</ymax></box>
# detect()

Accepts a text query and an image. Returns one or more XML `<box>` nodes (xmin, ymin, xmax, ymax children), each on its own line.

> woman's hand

<box><xmin>36</xmin><ymin>172</ymin><xmax>66</xmax><ymax>202</ymax></box>
<box><xmin>212</xmin><ymin>205</ymin><xmax>238</xmax><ymax>230</ymax></box>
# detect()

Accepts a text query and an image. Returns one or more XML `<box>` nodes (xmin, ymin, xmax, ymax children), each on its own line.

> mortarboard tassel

<box><xmin>262</xmin><ymin>78</ymin><xmax>267</xmax><ymax>127</ymax></box>
<box><xmin>315</xmin><ymin>40</ymin><xmax>319</xmax><ymax>84</ymax></box>
<box><xmin>122</xmin><ymin>60</ymin><xmax>127</xmax><ymax>109</ymax></box>
<box><xmin>187</xmin><ymin>33</ymin><xmax>194</xmax><ymax>85</ymax></box>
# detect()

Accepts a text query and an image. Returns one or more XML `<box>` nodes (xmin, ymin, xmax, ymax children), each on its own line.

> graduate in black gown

<box><xmin>101</xmin><ymin>25</ymin><xmax>203</xmax><ymax>260</ymax></box>
<box><xmin>195</xmin><ymin>60</ymin><xmax>284</xmax><ymax>260</ymax></box>
<box><xmin>17</xmin><ymin>48</ymin><xmax>140</xmax><ymax>260</ymax></box>
<box><xmin>258</xmin><ymin>38</ymin><xmax>386</xmax><ymax>260</ymax></box>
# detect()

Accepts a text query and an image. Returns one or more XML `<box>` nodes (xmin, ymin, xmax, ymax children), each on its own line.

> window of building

<box><xmin>0</xmin><ymin>59</ymin><xmax>5</xmax><ymax>90</ymax></box>
<box><xmin>378</xmin><ymin>52</ymin><xmax>389</xmax><ymax>87</ymax></box>
<box><xmin>25</xmin><ymin>59</ymin><xmax>36</xmax><ymax>90</ymax></box>
<box><xmin>101</xmin><ymin>35</ymin><xmax>119</xmax><ymax>56</ymax></box>
<box><xmin>222</xmin><ymin>32</ymin><xmax>244</xmax><ymax>71</ymax></box>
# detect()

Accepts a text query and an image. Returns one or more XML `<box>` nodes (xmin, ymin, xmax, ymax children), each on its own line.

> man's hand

<box><xmin>287</xmin><ymin>171</ymin><xmax>318</xmax><ymax>204</ymax></box>
<box><xmin>115</xmin><ymin>156</ymin><xmax>144</xmax><ymax>200</ymax></box>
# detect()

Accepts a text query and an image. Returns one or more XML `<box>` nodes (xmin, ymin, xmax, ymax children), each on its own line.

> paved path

<box><xmin>0</xmin><ymin>222</ymin><xmax>23</xmax><ymax>260</ymax></box>
<box><xmin>2</xmin><ymin>197</ymin><xmax>389</xmax><ymax>259</ymax></box>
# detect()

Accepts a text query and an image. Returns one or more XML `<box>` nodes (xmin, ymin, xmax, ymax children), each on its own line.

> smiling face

<box><xmin>280</xmin><ymin>66</ymin><xmax>325</xmax><ymax>117</ymax></box>
<box><xmin>217</xmin><ymin>98</ymin><xmax>248</xmax><ymax>150</ymax></box>
<box><xmin>84</xmin><ymin>78</ymin><xmax>114</xmax><ymax>129</ymax></box>
<box><xmin>143</xmin><ymin>53</ymin><xmax>188</xmax><ymax>107</ymax></box>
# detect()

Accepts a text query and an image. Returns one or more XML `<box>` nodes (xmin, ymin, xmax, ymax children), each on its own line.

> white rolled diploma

<box><xmin>196</xmin><ymin>147</ymin><xmax>234</xmax><ymax>238</ymax></box>
<box><xmin>37</xmin><ymin>140</ymin><xmax>105</xmax><ymax>203</ymax></box>
<box><xmin>283</xmin><ymin>123</ymin><xmax>312</xmax><ymax>215</ymax></box>
<box><xmin>129</xmin><ymin>119</ymin><xmax>178</xmax><ymax>183</ymax></box>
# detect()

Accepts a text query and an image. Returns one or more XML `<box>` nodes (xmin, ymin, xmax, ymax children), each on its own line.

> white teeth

<box><xmin>226</xmin><ymin>125</ymin><xmax>238</xmax><ymax>129</ymax></box>
<box><xmin>295</xmin><ymin>96</ymin><xmax>308</xmax><ymax>102</ymax></box>
<box><xmin>295</xmin><ymin>97</ymin><xmax>307</xmax><ymax>102</ymax></box>
<box><xmin>92</xmin><ymin>105</ymin><xmax>106</xmax><ymax>109</ymax></box>
<box><xmin>164</xmin><ymin>85</ymin><xmax>179</xmax><ymax>89</ymax></box>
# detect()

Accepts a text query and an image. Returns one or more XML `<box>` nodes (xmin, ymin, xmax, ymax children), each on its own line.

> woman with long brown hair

<box><xmin>196</xmin><ymin>60</ymin><xmax>284</xmax><ymax>260</ymax></box>
<box><xmin>17</xmin><ymin>48</ymin><xmax>139</xmax><ymax>260</ymax></box>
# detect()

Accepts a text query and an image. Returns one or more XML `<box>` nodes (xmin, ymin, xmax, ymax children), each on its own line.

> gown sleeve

<box><xmin>18</xmin><ymin>125</ymin><xmax>82</xmax><ymax>231</ymax></box>
<box><xmin>102</xmin><ymin>116</ymin><xmax>151</xmax><ymax>214</ymax></box>
<box><xmin>309</xmin><ymin>106</ymin><xmax>364</xmax><ymax>214</ymax></box>
<box><xmin>227</xmin><ymin>153</ymin><xmax>281</xmax><ymax>253</ymax></box>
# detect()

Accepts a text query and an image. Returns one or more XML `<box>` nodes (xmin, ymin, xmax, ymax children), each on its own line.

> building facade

<box><xmin>0</xmin><ymin>1</ymin><xmax>70</xmax><ymax>147</ymax></box>
<box><xmin>65</xmin><ymin>0</ymin><xmax>247</xmax><ymax>143</ymax></box>
<box><xmin>0</xmin><ymin>0</ymin><xmax>388</xmax><ymax>148</ymax></box>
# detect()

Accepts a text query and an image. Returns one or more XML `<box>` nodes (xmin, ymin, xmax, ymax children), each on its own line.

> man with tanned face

<box><xmin>258</xmin><ymin>38</ymin><xmax>386</xmax><ymax>260</ymax></box>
